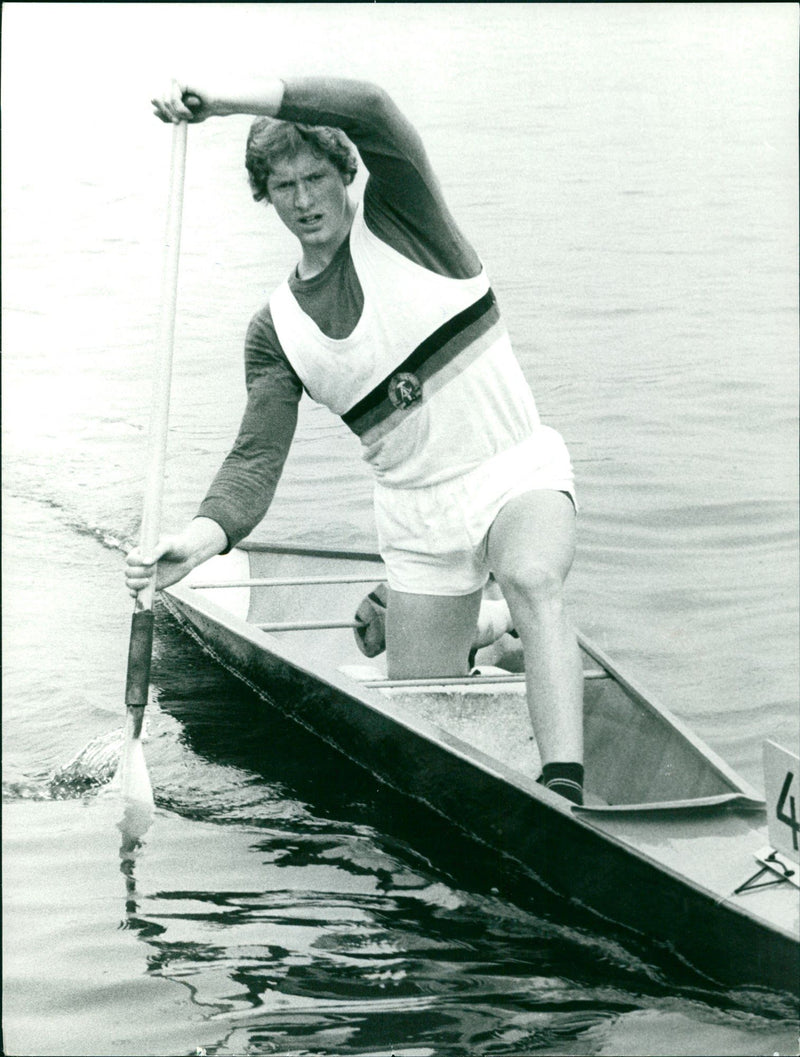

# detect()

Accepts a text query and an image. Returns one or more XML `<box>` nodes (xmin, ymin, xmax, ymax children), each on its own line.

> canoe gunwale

<box><xmin>574</xmin><ymin>792</ymin><xmax>764</xmax><ymax>814</ymax></box>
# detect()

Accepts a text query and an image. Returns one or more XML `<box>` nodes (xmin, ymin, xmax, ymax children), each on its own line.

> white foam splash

<box><xmin>50</xmin><ymin>728</ymin><xmax>125</xmax><ymax>796</ymax></box>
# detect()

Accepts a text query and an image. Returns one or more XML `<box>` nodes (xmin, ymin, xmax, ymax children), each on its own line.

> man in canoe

<box><xmin>126</xmin><ymin>76</ymin><xmax>585</xmax><ymax>805</ymax></box>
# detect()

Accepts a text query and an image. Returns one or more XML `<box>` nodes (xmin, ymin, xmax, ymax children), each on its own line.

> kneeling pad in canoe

<box><xmin>354</xmin><ymin>582</ymin><xmax>388</xmax><ymax>657</ymax></box>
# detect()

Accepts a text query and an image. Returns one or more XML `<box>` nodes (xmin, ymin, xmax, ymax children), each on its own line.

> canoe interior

<box><xmin>186</xmin><ymin>544</ymin><xmax>758</xmax><ymax>810</ymax></box>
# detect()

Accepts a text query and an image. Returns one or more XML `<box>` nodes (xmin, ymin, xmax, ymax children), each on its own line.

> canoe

<box><xmin>162</xmin><ymin>542</ymin><xmax>799</xmax><ymax>996</ymax></box>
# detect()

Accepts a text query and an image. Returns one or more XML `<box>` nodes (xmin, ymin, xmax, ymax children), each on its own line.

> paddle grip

<box><xmin>125</xmin><ymin>610</ymin><xmax>155</xmax><ymax>708</ymax></box>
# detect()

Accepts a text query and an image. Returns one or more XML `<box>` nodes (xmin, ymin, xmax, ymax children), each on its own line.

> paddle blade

<box><xmin>117</xmin><ymin>711</ymin><xmax>155</xmax><ymax>842</ymax></box>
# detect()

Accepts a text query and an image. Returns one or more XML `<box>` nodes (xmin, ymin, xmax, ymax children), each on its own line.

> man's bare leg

<box><xmin>386</xmin><ymin>588</ymin><xmax>482</xmax><ymax>680</ymax></box>
<box><xmin>486</xmin><ymin>490</ymin><xmax>584</xmax><ymax>768</ymax></box>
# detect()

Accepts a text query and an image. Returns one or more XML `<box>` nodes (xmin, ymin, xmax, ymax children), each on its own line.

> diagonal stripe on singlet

<box><xmin>342</xmin><ymin>288</ymin><xmax>499</xmax><ymax>436</ymax></box>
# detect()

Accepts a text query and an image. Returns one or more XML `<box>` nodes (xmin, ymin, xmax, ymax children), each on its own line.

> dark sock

<box><xmin>537</xmin><ymin>762</ymin><xmax>584</xmax><ymax>805</ymax></box>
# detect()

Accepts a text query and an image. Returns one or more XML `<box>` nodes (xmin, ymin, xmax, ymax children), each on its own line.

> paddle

<box><xmin>120</xmin><ymin>119</ymin><xmax>188</xmax><ymax>825</ymax></box>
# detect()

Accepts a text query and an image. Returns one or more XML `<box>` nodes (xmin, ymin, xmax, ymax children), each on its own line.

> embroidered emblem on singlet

<box><xmin>387</xmin><ymin>372</ymin><xmax>422</xmax><ymax>410</ymax></box>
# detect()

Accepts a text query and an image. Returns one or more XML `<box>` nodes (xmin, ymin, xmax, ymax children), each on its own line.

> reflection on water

<box><xmin>35</xmin><ymin>805</ymin><xmax>796</xmax><ymax>1057</ymax></box>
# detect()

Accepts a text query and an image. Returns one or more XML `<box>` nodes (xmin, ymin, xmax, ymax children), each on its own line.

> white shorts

<box><xmin>373</xmin><ymin>426</ymin><xmax>576</xmax><ymax>596</ymax></box>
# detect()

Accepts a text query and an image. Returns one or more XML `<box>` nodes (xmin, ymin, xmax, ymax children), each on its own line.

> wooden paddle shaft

<box><xmin>126</xmin><ymin>121</ymin><xmax>188</xmax><ymax>714</ymax></box>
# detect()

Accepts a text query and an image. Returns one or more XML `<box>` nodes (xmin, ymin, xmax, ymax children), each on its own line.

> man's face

<box><xmin>266</xmin><ymin>145</ymin><xmax>350</xmax><ymax>253</ymax></box>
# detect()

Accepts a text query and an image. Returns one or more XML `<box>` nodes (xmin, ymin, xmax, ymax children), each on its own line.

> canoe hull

<box><xmin>162</xmin><ymin>561</ymin><xmax>798</xmax><ymax>996</ymax></box>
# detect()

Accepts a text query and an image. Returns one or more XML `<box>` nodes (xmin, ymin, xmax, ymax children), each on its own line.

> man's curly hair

<box><xmin>245</xmin><ymin>117</ymin><xmax>358</xmax><ymax>203</ymax></box>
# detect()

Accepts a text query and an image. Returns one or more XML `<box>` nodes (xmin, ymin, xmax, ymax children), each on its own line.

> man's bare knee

<box><xmin>501</xmin><ymin>561</ymin><xmax>564</xmax><ymax>611</ymax></box>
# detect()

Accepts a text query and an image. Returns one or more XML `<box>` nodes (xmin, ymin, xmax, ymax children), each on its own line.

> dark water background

<box><xmin>3</xmin><ymin>4</ymin><xmax>798</xmax><ymax>1055</ymax></box>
